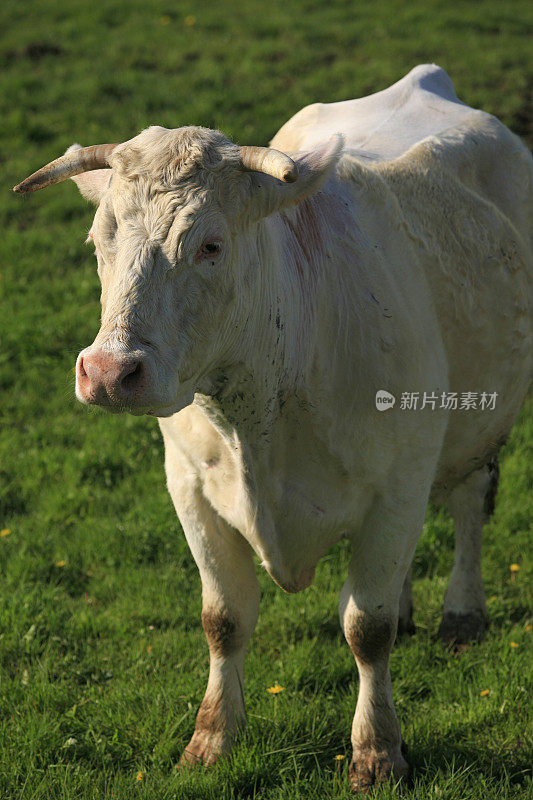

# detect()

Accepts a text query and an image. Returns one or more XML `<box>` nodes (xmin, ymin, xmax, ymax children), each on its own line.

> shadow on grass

<box><xmin>408</xmin><ymin>725</ymin><xmax>532</xmax><ymax>791</ymax></box>
<box><xmin>213</xmin><ymin>709</ymin><xmax>533</xmax><ymax>799</ymax></box>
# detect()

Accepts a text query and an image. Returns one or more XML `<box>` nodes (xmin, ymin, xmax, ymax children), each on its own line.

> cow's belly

<box><xmin>432</xmin><ymin>303</ymin><xmax>532</xmax><ymax>498</ymax></box>
<box><xmin>428</xmin><ymin>233</ymin><xmax>531</xmax><ymax>497</ymax></box>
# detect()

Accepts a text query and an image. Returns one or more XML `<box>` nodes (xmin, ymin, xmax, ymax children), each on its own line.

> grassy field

<box><xmin>1</xmin><ymin>0</ymin><xmax>532</xmax><ymax>797</ymax></box>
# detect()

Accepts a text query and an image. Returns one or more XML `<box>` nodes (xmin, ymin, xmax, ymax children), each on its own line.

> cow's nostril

<box><xmin>121</xmin><ymin>361</ymin><xmax>143</xmax><ymax>392</ymax></box>
<box><xmin>78</xmin><ymin>356</ymin><xmax>87</xmax><ymax>378</ymax></box>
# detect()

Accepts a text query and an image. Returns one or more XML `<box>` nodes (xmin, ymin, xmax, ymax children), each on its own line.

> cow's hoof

<box><xmin>348</xmin><ymin>745</ymin><xmax>409</xmax><ymax>792</ymax></box>
<box><xmin>178</xmin><ymin>731</ymin><xmax>225</xmax><ymax>767</ymax></box>
<box><xmin>438</xmin><ymin>610</ymin><xmax>488</xmax><ymax>645</ymax></box>
<box><xmin>396</xmin><ymin>616</ymin><xmax>416</xmax><ymax>638</ymax></box>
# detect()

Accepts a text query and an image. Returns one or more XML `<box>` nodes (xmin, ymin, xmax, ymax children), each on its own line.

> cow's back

<box><xmin>272</xmin><ymin>63</ymin><xmax>532</xmax><ymax>243</ymax></box>
<box><xmin>271</xmin><ymin>64</ymin><xmax>476</xmax><ymax>161</ymax></box>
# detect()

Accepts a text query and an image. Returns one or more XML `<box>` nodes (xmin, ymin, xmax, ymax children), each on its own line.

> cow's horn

<box><xmin>239</xmin><ymin>146</ymin><xmax>298</xmax><ymax>183</ymax></box>
<box><xmin>13</xmin><ymin>143</ymin><xmax>119</xmax><ymax>194</ymax></box>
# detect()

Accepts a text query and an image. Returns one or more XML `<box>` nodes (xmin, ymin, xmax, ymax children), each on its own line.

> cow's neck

<box><xmin>197</xmin><ymin>187</ymin><xmax>355</xmax><ymax>445</ymax></box>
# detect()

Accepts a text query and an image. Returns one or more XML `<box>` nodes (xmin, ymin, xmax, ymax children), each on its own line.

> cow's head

<box><xmin>14</xmin><ymin>126</ymin><xmax>342</xmax><ymax>416</ymax></box>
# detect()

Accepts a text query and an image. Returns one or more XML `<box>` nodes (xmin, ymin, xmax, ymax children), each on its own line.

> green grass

<box><xmin>1</xmin><ymin>0</ymin><xmax>532</xmax><ymax>797</ymax></box>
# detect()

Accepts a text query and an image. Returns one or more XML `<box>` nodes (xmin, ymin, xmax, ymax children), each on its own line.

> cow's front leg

<box><xmin>340</xmin><ymin>592</ymin><xmax>408</xmax><ymax>790</ymax></box>
<box><xmin>340</xmin><ymin>495</ymin><xmax>427</xmax><ymax>791</ymax></box>
<box><xmin>167</xmin><ymin>472</ymin><xmax>260</xmax><ymax>766</ymax></box>
<box><xmin>184</xmin><ymin>517</ymin><xmax>260</xmax><ymax>766</ymax></box>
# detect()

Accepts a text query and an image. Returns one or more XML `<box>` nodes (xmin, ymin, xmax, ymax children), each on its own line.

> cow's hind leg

<box><xmin>166</xmin><ymin>472</ymin><xmax>260</xmax><ymax>766</ymax></box>
<box><xmin>397</xmin><ymin>567</ymin><xmax>415</xmax><ymax>637</ymax></box>
<box><xmin>438</xmin><ymin>459</ymin><xmax>498</xmax><ymax>644</ymax></box>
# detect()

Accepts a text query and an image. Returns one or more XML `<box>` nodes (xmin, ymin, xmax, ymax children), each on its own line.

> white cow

<box><xmin>14</xmin><ymin>64</ymin><xmax>532</xmax><ymax>790</ymax></box>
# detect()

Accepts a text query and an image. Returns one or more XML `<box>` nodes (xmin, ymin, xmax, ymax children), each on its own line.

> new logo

<box><xmin>375</xmin><ymin>390</ymin><xmax>396</xmax><ymax>411</ymax></box>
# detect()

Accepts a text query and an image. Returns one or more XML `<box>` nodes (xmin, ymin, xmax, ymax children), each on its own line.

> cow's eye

<box><xmin>195</xmin><ymin>240</ymin><xmax>222</xmax><ymax>262</ymax></box>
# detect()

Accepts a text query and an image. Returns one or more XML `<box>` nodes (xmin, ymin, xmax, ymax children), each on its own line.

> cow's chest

<box><xmin>168</xmin><ymin>400</ymin><xmax>374</xmax><ymax>593</ymax></box>
<box><xmin>202</xmin><ymin>443</ymin><xmax>366</xmax><ymax>593</ymax></box>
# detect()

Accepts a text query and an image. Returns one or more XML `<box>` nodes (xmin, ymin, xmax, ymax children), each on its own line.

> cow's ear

<box><xmin>243</xmin><ymin>135</ymin><xmax>344</xmax><ymax>224</ymax></box>
<box><xmin>66</xmin><ymin>144</ymin><xmax>112</xmax><ymax>204</ymax></box>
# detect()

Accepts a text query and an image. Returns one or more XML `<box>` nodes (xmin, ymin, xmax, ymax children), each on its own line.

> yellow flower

<box><xmin>56</xmin><ymin>560</ymin><xmax>66</xmax><ymax>568</ymax></box>
<box><xmin>1</xmin><ymin>528</ymin><xmax>11</xmax><ymax>537</ymax></box>
<box><xmin>160</xmin><ymin>15</ymin><xmax>170</xmax><ymax>25</ymax></box>
<box><xmin>267</xmin><ymin>684</ymin><xmax>284</xmax><ymax>694</ymax></box>
<box><xmin>525</xmin><ymin>624</ymin><xmax>532</xmax><ymax>632</ymax></box>
<box><xmin>510</xmin><ymin>642</ymin><xmax>519</xmax><ymax>648</ymax></box>
<box><xmin>480</xmin><ymin>689</ymin><xmax>490</xmax><ymax>696</ymax></box>
<box><xmin>334</xmin><ymin>754</ymin><xmax>345</xmax><ymax>760</ymax></box>
<box><xmin>184</xmin><ymin>14</ymin><xmax>196</xmax><ymax>26</ymax></box>
<box><xmin>509</xmin><ymin>563</ymin><xmax>520</xmax><ymax>572</ymax></box>
<box><xmin>136</xmin><ymin>771</ymin><xmax>145</xmax><ymax>781</ymax></box>
<box><xmin>147</xmin><ymin>645</ymin><xmax>153</xmax><ymax>653</ymax></box>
